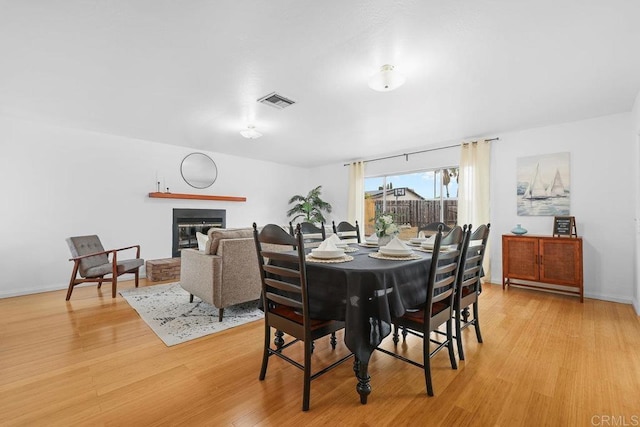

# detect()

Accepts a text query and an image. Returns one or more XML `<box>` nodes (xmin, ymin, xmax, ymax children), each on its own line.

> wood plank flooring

<box><xmin>1</xmin><ymin>280</ymin><xmax>639</xmax><ymax>426</ymax></box>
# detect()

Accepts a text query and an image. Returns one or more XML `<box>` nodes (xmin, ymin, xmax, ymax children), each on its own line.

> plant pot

<box><xmin>378</xmin><ymin>235</ymin><xmax>393</xmax><ymax>247</ymax></box>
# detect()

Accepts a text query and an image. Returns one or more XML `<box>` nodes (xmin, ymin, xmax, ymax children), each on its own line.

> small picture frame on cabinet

<box><xmin>553</xmin><ymin>216</ymin><xmax>577</xmax><ymax>237</ymax></box>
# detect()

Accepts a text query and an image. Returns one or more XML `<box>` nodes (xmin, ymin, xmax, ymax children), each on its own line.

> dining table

<box><xmin>301</xmin><ymin>242</ymin><xmax>434</xmax><ymax>404</ymax></box>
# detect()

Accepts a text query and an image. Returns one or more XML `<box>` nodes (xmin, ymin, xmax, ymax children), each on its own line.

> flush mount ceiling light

<box><xmin>368</xmin><ymin>64</ymin><xmax>406</xmax><ymax>92</ymax></box>
<box><xmin>240</xmin><ymin>125</ymin><xmax>262</xmax><ymax>139</ymax></box>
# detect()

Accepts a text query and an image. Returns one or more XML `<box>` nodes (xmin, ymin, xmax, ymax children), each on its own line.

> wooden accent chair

<box><xmin>377</xmin><ymin>225</ymin><xmax>465</xmax><ymax>396</ymax></box>
<box><xmin>332</xmin><ymin>220</ymin><xmax>361</xmax><ymax>243</ymax></box>
<box><xmin>65</xmin><ymin>235</ymin><xmax>143</xmax><ymax>300</ymax></box>
<box><xmin>455</xmin><ymin>223</ymin><xmax>491</xmax><ymax>360</ymax></box>
<box><xmin>417</xmin><ymin>221</ymin><xmax>452</xmax><ymax>237</ymax></box>
<box><xmin>253</xmin><ymin>223</ymin><xmax>353</xmax><ymax>411</ymax></box>
<box><xmin>289</xmin><ymin>221</ymin><xmax>326</xmax><ymax>248</ymax></box>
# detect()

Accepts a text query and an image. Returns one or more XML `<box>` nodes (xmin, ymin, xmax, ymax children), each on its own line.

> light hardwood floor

<box><xmin>1</xmin><ymin>279</ymin><xmax>639</xmax><ymax>426</ymax></box>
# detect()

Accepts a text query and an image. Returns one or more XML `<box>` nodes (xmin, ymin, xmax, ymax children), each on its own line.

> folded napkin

<box><xmin>316</xmin><ymin>238</ymin><xmax>340</xmax><ymax>252</ymax></box>
<box><xmin>381</xmin><ymin>236</ymin><xmax>410</xmax><ymax>250</ymax></box>
<box><xmin>424</xmin><ymin>234</ymin><xmax>436</xmax><ymax>243</ymax></box>
<box><xmin>366</xmin><ymin>233</ymin><xmax>379</xmax><ymax>243</ymax></box>
<box><xmin>328</xmin><ymin>234</ymin><xmax>343</xmax><ymax>245</ymax></box>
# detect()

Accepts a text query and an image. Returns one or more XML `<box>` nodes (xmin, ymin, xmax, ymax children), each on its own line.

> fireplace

<box><xmin>172</xmin><ymin>208</ymin><xmax>226</xmax><ymax>257</ymax></box>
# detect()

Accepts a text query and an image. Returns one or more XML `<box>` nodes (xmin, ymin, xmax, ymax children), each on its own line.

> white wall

<box><xmin>2</xmin><ymin>112</ymin><xmax>636</xmax><ymax>304</ymax></box>
<box><xmin>632</xmin><ymin>90</ymin><xmax>640</xmax><ymax>313</ymax></box>
<box><xmin>0</xmin><ymin>116</ymin><xmax>308</xmax><ymax>297</ymax></box>
<box><xmin>490</xmin><ymin>113</ymin><xmax>634</xmax><ymax>303</ymax></box>
<box><xmin>312</xmin><ymin>114</ymin><xmax>636</xmax><ymax>304</ymax></box>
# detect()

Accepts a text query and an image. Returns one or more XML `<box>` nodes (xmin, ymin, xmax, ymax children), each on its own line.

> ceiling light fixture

<box><xmin>240</xmin><ymin>125</ymin><xmax>262</xmax><ymax>139</ymax></box>
<box><xmin>368</xmin><ymin>64</ymin><xmax>406</xmax><ymax>92</ymax></box>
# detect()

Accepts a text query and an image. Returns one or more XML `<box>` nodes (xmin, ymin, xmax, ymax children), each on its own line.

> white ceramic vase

<box><xmin>378</xmin><ymin>235</ymin><xmax>392</xmax><ymax>247</ymax></box>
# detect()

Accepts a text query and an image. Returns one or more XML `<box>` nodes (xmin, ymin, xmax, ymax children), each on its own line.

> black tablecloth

<box><xmin>303</xmin><ymin>246</ymin><xmax>433</xmax><ymax>363</ymax></box>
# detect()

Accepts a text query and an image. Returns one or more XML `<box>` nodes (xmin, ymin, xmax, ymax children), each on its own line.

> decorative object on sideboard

<box><xmin>553</xmin><ymin>216</ymin><xmax>577</xmax><ymax>237</ymax></box>
<box><xmin>511</xmin><ymin>224</ymin><xmax>528</xmax><ymax>235</ymax></box>
<box><xmin>180</xmin><ymin>152</ymin><xmax>218</xmax><ymax>189</ymax></box>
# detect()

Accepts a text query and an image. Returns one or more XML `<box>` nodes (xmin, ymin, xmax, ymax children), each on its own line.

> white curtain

<box><xmin>347</xmin><ymin>161</ymin><xmax>365</xmax><ymax>236</ymax></box>
<box><xmin>458</xmin><ymin>140</ymin><xmax>492</xmax><ymax>279</ymax></box>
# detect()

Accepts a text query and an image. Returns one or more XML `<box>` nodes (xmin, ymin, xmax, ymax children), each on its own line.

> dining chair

<box><xmin>289</xmin><ymin>221</ymin><xmax>326</xmax><ymax>248</ymax></box>
<box><xmin>454</xmin><ymin>223</ymin><xmax>491</xmax><ymax>360</ymax></box>
<box><xmin>417</xmin><ymin>221</ymin><xmax>452</xmax><ymax>238</ymax></box>
<box><xmin>65</xmin><ymin>235</ymin><xmax>143</xmax><ymax>300</ymax></box>
<box><xmin>377</xmin><ymin>225</ymin><xmax>465</xmax><ymax>396</ymax></box>
<box><xmin>253</xmin><ymin>223</ymin><xmax>353</xmax><ymax>411</ymax></box>
<box><xmin>440</xmin><ymin>225</ymin><xmax>464</xmax><ymax>246</ymax></box>
<box><xmin>332</xmin><ymin>220</ymin><xmax>361</xmax><ymax>244</ymax></box>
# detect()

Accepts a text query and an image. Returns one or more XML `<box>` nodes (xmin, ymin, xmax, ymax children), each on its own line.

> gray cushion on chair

<box><xmin>66</xmin><ymin>235</ymin><xmax>109</xmax><ymax>277</ymax></box>
<box><xmin>84</xmin><ymin>258</ymin><xmax>144</xmax><ymax>278</ymax></box>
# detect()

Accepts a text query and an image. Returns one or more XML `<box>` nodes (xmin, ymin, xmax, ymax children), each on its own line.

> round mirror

<box><xmin>180</xmin><ymin>153</ymin><xmax>218</xmax><ymax>189</ymax></box>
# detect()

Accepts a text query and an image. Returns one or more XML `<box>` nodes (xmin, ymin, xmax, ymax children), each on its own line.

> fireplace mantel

<box><xmin>148</xmin><ymin>192</ymin><xmax>246</xmax><ymax>202</ymax></box>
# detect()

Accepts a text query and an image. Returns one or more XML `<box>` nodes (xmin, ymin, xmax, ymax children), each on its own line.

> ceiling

<box><xmin>2</xmin><ymin>1</ymin><xmax>640</xmax><ymax>167</ymax></box>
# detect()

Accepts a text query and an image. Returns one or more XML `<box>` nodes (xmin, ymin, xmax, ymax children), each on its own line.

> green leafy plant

<box><xmin>287</xmin><ymin>185</ymin><xmax>332</xmax><ymax>224</ymax></box>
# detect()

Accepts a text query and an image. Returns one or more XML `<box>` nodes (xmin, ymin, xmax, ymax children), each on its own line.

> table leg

<box><xmin>353</xmin><ymin>358</ymin><xmax>371</xmax><ymax>404</ymax></box>
<box><xmin>274</xmin><ymin>330</ymin><xmax>284</xmax><ymax>349</ymax></box>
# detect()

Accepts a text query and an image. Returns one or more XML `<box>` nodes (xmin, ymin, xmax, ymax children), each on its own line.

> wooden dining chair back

<box><xmin>440</xmin><ymin>225</ymin><xmax>464</xmax><ymax>248</ymax></box>
<box><xmin>417</xmin><ymin>221</ymin><xmax>452</xmax><ymax>237</ymax></box>
<box><xmin>289</xmin><ymin>221</ymin><xmax>326</xmax><ymax>248</ymax></box>
<box><xmin>454</xmin><ymin>223</ymin><xmax>491</xmax><ymax>360</ymax></box>
<box><xmin>332</xmin><ymin>220</ymin><xmax>361</xmax><ymax>243</ymax></box>
<box><xmin>378</xmin><ymin>225</ymin><xmax>465</xmax><ymax>396</ymax></box>
<box><xmin>253</xmin><ymin>223</ymin><xmax>352</xmax><ymax>411</ymax></box>
<box><xmin>65</xmin><ymin>235</ymin><xmax>143</xmax><ymax>300</ymax></box>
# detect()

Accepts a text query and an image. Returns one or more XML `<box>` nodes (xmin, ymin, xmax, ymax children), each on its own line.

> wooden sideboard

<box><xmin>502</xmin><ymin>234</ymin><xmax>583</xmax><ymax>302</ymax></box>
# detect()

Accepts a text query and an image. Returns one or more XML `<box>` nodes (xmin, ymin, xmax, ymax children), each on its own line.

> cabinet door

<box><xmin>503</xmin><ymin>236</ymin><xmax>539</xmax><ymax>281</ymax></box>
<box><xmin>539</xmin><ymin>238</ymin><xmax>582</xmax><ymax>287</ymax></box>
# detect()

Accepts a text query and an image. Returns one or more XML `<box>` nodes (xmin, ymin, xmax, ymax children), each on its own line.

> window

<box><xmin>364</xmin><ymin>167</ymin><xmax>459</xmax><ymax>237</ymax></box>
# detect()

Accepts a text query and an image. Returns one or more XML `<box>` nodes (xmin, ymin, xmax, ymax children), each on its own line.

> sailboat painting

<box><xmin>517</xmin><ymin>152</ymin><xmax>570</xmax><ymax>216</ymax></box>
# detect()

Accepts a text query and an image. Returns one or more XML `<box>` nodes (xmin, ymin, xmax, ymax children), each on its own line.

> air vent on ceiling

<box><xmin>257</xmin><ymin>92</ymin><xmax>296</xmax><ymax>109</ymax></box>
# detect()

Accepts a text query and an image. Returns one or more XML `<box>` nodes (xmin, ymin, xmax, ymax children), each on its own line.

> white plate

<box><xmin>361</xmin><ymin>241</ymin><xmax>378</xmax><ymax>247</ymax></box>
<box><xmin>409</xmin><ymin>237</ymin><xmax>428</xmax><ymax>244</ymax></box>
<box><xmin>421</xmin><ymin>246</ymin><xmax>453</xmax><ymax>253</ymax></box>
<box><xmin>379</xmin><ymin>247</ymin><xmax>413</xmax><ymax>257</ymax></box>
<box><xmin>335</xmin><ymin>242</ymin><xmax>348</xmax><ymax>248</ymax></box>
<box><xmin>421</xmin><ymin>243</ymin><xmax>435</xmax><ymax>250</ymax></box>
<box><xmin>310</xmin><ymin>249</ymin><xmax>345</xmax><ymax>259</ymax></box>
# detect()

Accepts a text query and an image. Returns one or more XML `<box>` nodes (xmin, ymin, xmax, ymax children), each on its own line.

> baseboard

<box><xmin>484</xmin><ymin>281</ymin><xmax>634</xmax><ymax>305</ymax></box>
<box><xmin>0</xmin><ymin>273</ymin><xmax>148</xmax><ymax>299</ymax></box>
<box><xmin>632</xmin><ymin>297</ymin><xmax>640</xmax><ymax>315</ymax></box>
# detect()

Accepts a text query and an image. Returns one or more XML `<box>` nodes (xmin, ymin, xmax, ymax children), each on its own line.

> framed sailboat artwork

<box><xmin>517</xmin><ymin>152</ymin><xmax>570</xmax><ymax>216</ymax></box>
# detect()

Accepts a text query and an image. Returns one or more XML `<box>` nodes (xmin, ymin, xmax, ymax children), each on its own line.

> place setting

<box><xmin>414</xmin><ymin>237</ymin><xmax>455</xmax><ymax>253</ymax></box>
<box><xmin>359</xmin><ymin>233</ymin><xmax>380</xmax><ymax>248</ymax></box>
<box><xmin>306</xmin><ymin>235</ymin><xmax>354</xmax><ymax>263</ymax></box>
<box><xmin>406</xmin><ymin>234</ymin><xmax>434</xmax><ymax>247</ymax></box>
<box><xmin>369</xmin><ymin>236</ymin><xmax>422</xmax><ymax>261</ymax></box>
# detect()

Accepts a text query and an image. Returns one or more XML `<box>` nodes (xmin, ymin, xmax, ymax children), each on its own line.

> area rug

<box><xmin>120</xmin><ymin>283</ymin><xmax>263</xmax><ymax>346</ymax></box>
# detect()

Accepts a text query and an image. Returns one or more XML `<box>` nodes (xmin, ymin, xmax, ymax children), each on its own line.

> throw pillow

<box><xmin>207</xmin><ymin>228</ymin><xmax>254</xmax><ymax>254</ymax></box>
<box><xmin>196</xmin><ymin>232</ymin><xmax>209</xmax><ymax>251</ymax></box>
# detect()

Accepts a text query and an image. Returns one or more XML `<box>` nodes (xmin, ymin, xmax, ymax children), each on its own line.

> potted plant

<box><xmin>287</xmin><ymin>185</ymin><xmax>332</xmax><ymax>225</ymax></box>
<box><xmin>374</xmin><ymin>213</ymin><xmax>399</xmax><ymax>246</ymax></box>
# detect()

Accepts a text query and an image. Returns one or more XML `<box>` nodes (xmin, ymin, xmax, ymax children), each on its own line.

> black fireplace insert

<box><xmin>172</xmin><ymin>208</ymin><xmax>226</xmax><ymax>257</ymax></box>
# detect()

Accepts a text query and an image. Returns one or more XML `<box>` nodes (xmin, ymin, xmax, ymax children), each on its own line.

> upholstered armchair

<box><xmin>65</xmin><ymin>235</ymin><xmax>144</xmax><ymax>300</ymax></box>
<box><xmin>180</xmin><ymin>228</ymin><xmax>264</xmax><ymax>321</ymax></box>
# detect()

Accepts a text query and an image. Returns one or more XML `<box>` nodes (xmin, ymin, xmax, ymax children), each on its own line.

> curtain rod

<box><xmin>343</xmin><ymin>137</ymin><xmax>500</xmax><ymax>166</ymax></box>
